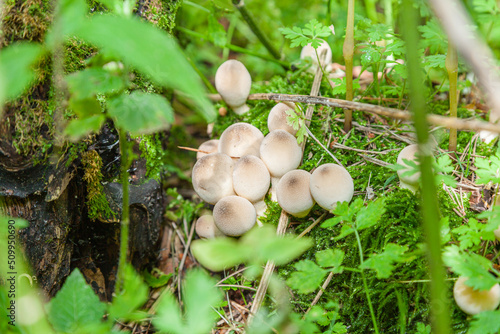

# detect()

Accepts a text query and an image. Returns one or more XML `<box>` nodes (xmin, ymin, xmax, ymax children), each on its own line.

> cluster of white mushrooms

<box><xmin>193</xmin><ymin>91</ymin><xmax>354</xmax><ymax>239</ymax></box>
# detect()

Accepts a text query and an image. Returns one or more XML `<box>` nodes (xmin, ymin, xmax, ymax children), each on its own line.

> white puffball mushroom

<box><xmin>213</xmin><ymin>196</ymin><xmax>257</xmax><ymax>236</ymax></box>
<box><xmin>453</xmin><ymin>276</ymin><xmax>500</xmax><ymax>315</ymax></box>
<box><xmin>397</xmin><ymin>144</ymin><xmax>420</xmax><ymax>193</ymax></box>
<box><xmin>310</xmin><ymin>163</ymin><xmax>354</xmax><ymax>211</ymax></box>
<box><xmin>215</xmin><ymin>59</ymin><xmax>252</xmax><ymax>115</ymax></box>
<box><xmin>192</xmin><ymin>153</ymin><xmax>235</xmax><ymax>204</ymax></box>
<box><xmin>300</xmin><ymin>39</ymin><xmax>333</xmax><ymax>74</ymax></box>
<box><xmin>494</xmin><ymin>227</ymin><xmax>500</xmax><ymax>241</ymax></box>
<box><xmin>218</xmin><ymin>122</ymin><xmax>264</xmax><ymax>158</ymax></box>
<box><xmin>195</xmin><ymin>214</ymin><xmax>224</xmax><ymax>239</ymax></box>
<box><xmin>260</xmin><ymin>130</ymin><xmax>302</xmax><ymax>200</ymax></box>
<box><xmin>267</xmin><ymin>103</ymin><xmax>298</xmax><ymax>135</ymax></box>
<box><xmin>233</xmin><ymin>155</ymin><xmax>271</xmax><ymax>217</ymax></box>
<box><xmin>276</xmin><ymin>169</ymin><xmax>315</xmax><ymax>218</ymax></box>
<box><xmin>196</xmin><ymin>139</ymin><xmax>219</xmax><ymax>159</ymax></box>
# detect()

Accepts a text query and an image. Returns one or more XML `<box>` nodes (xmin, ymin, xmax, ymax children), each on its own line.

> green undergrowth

<box><xmin>207</xmin><ymin>72</ymin><xmax>495</xmax><ymax>332</ymax></box>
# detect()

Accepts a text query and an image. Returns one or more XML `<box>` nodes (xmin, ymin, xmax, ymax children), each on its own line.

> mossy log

<box><xmin>0</xmin><ymin>0</ymin><xmax>180</xmax><ymax>300</ymax></box>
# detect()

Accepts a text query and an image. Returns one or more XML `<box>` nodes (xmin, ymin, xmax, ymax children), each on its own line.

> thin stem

<box><xmin>343</xmin><ymin>0</ymin><xmax>355</xmax><ymax>132</ymax></box>
<box><xmin>231</xmin><ymin>0</ymin><xmax>281</xmax><ymax>61</ymax></box>
<box><xmin>401</xmin><ymin>2</ymin><xmax>451</xmax><ymax>333</ymax></box>
<box><xmin>446</xmin><ymin>43</ymin><xmax>458</xmax><ymax>153</ymax></box>
<box><xmin>353</xmin><ymin>228</ymin><xmax>380</xmax><ymax>334</ymax></box>
<box><xmin>116</xmin><ymin>128</ymin><xmax>132</xmax><ymax>293</ymax></box>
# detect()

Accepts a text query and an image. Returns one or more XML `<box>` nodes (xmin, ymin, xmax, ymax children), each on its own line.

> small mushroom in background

<box><xmin>310</xmin><ymin>163</ymin><xmax>354</xmax><ymax>211</ymax></box>
<box><xmin>195</xmin><ymin>214</ymin><xmax>224</xmax><ymax>239</ymax></box>
<box><xmin>215</xmin><ymin>59</ymin><xmax>252</xmax><ymax>115</ymax></box>
<box><xmin>267</xmin><ymin>102</ymin><xmax>298</xmax><ymax>135</ymax></box>
<box><xmin>232</xmin><ymin>155</ymin><xmax>271</xmax><ymax>218</ymax></box>
<box><xmin>494</xmin><ymin>227</ymin><xmax>500</xmax><ymax>241</ymax></box>
<box><xmin>397</xmin><ymin>144</ymin><xmax>420</xmax><ymax>193</ymax></box>
<box><xmin>260</xmin><ymin>130</ymin><xmax>302</xmax><ymax>200</ymax></box>
<box><xmin>196</xmin><ymin>139</ymin><xmax>219</xmax><ymax>160</ymax></box>
<box><xmin>453</xmin><ymin>276</ymin><xmax>500</xmax><ymax>315</ymax></box>
<box><xmin>276</xmin><ymin>169</ymin><xmax>315</xmax><ymax>218</ymax></box>
<box><xmin>218</xmin><ymin>122</ymin><xmax>264</xmax><ymax>158</ymax></box>
<box><xmin>213</xmin><ymin>195</ymin><xmax>257</xmax><ymax>237</ymax></box>
<box><xmin>192</xmin><ymin>153</ymin><xmax>235</xmax><ymax>204</ymax></box>
<box><xmin>300</xmin><ymin>39</ymin><xmax>333</xmax><ymax>74</ymax></box>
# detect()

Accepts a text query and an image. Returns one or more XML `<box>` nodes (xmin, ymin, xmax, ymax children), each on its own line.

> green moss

<box><xmin>138</xmin><ymin>133</ymin><xmax>165</xmax><ymax>180</ymax></box>
<box><xmin>64</xmin><ymin>38</ymin><xmax>96</xmax><ymax>74</ymax></box>
<box><xmin>82</xmin><ymin>150</ymin><xmax>116</xmax><ymax>221</ymax></box>
<box><xmin>143</xmin><ymin>0</ymin><xmax>182</xmax><ymax>34</ymax></box>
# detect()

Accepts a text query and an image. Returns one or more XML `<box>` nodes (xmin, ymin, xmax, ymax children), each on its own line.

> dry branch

<box><xmin>247</xmin><ymin>93</ymin><xmax>500</xmax><ymax>134</ymax></box>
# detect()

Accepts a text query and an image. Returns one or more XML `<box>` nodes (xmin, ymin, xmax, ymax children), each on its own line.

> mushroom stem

<box><xmin>253</xmin><ymin>199</ymin><xmax>267</xmax><ymax>226</ymax></box>
<box><xmin>270</xmin><ymin>176</ymin><xmax>281</xmax><ymax>201</ymax></box>
<box><xmin>232</xmin><ymin>103</ymin><xmax>250</xmax><ymax>115</ymax></box>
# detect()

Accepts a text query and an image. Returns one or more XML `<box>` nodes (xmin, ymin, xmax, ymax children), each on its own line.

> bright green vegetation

<box><xmin>2</xmin><ymin>0</ymin><xmax>500</xmax><ymax>333</ymax></box>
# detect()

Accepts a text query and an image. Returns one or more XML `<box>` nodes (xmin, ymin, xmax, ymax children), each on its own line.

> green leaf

<box><xmin>452</xmin><ymin>218</ymin><xmax>495</xmax><ymax>250</ymax></box>
<box><xmin>0</xmin><ymin>42</ymin><xmax>44</xmax><ymax>107</ymax></box>
<box><xmin>280</xmin><ymin>19</ymin><xmax>331</xmax><ymax>49</ymax></box>
<box><xmin>66</xmin><ymin>68</ymin><xmax>126</xmax><ymax>100</ymax></box>
<box><xmin>108</xmin><ymin>264</ymin><xmax>149</xmax><ymax>321</ymax></box>
<box><xmin>64</xmin><ymin>114</ymin><xmax>106</xmax><ymax>141</ymax></box>
<box><xmin>191</xmin><ymin>237</ymin><xmax>247</xmax><ymax>272</ymax></box>
<box><xmin>468</xmin><ymin>310</ymin><xmax>500</xmax><ymax>334</ymax></box>
<box><xmin>76</xmin><ymin>15</ymin><xmax>215</xmax><ymax>122</ymax></box>
<box><xmin>287</xmin><ymin>260</ymin><xmax>327</xmax><ymax>294</ymax></box>
<box><xmin>68</xmin><ymin>97</ymin><xmax>102</xmax><ymax>118</ymax></box>
<box><xmin>442</xmin><ymin>245</ymin><xmax>499</xmax><ymax>290</ymax></box>
<box><xmin>356</xmin><ymin>198</ymin><xmax>386</xmax><ymax>231</ymax></box>
<box><xmin>154</xmin><ymin>269</ymin><xmax>222</xmax><ymax>334</ymax></box>
<box><xmin>360</xmin><ymin>243</ymin><xmax>409</xmax><ymax>279</ymax></box>
<box><xmin>46</xmin><ymin>0</ymin><xmax>88</xmax><ymax>48</ymax></box>
<box><xmin>143</xmin><ymin>268</ymin><xmax>172</xmax><ymax>288</ymax></box>
<box><xmin>418</xmin><ymin>18</ymin><xmax>447</xmax><ymax>54</ymax></box>
<box><xmin>107</xmin><ymin>91</ymin><xmax>174</xmax><ymax>135</ymax></box>
<box><xmin>424</xmin><ymin>54</ymin><xmax>447</xmax><ymax>70</ymax></box>
<box><xmin>475</xmin><ymin>154</ymin><xmax>500</xmax><ymax>184</ymax></box>
<box><xmin>241</xmin><ymin>226</ymin><xmax>312</xmax><ymax>266</ymax></box>
<box><xmin>48</xmin><ymin>269</ymin><xmax>106</xmax><ymax>332</ymax></box>
<box><xmin>316</xmin><ymin>249</ymin><xmax>344</xmax><ymax>274</ymax></box>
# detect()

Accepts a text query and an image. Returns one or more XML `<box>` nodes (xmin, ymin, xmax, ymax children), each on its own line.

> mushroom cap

<box><xmin>300</xmin><ymin>39</ymin><xmax>332</xmax><ymax>68</ymax></box>
<box><xmin>215</xmin><ymin>59</ymin><xmax>251</xmax><ymax>111</ymax></box>
<box><xmin>197</xmin><ymin>139</ymin><xmax>219</xmax><ymax>159</ymax></box>
<box><xmin>494</xmin><ymin>227</ymin><xmax>500</xmax><ymax>241</ymax></box>
<box><xmin>192</xmin><ymin>153</ymin><xmax>235</xmax><ymax>204</ymax></box>
<box><xmin>276</xmin><ymin>169</ymin><xmax>315</xmax><ymax>218</ymax></box>
<box><xmin>213</xmin><ymin>195</ymin><xmax>256</xmax><ymax>236</ymax></box>
<box><xmin>218</xmin><ymin>122</ymin><xmax>264</xmax><ymax>158</ymax></box>
<box><xmin>267</xmin><ymin>103</ymin><xmax>298</xmax><ymax>135</ymax></box>
<box><xmin>195</xmin><ymin>214</ymin><xmax>223</xmax><ymax>239</ymax></box>
<box><xmin>453</xmin><ymin>276</ymin><xmax>500</xmax><ymax>315</ymax></box>
<box><xmin>260</xmin><ymin>130</ymin><xmax>302</xmax><ymax>177</ymax></box>
<box><xmin>310</xmin><ymin>163</ymin><xmax>354</xmax><ymax>211</ymax></box>
<box><xmin>233</xmin><ymin>155</ymin><xmax>271</xmax><ymax>202</ymax></box>
<box><xmin>397</xmin><ymin>144</ymin><xmax>420</xmax><ymax>187</ymax></box>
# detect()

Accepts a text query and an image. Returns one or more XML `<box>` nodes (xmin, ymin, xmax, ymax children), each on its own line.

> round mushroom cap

<box><xmin>260</xmin><ymin>130</ymin><xmax>302</xmax><ymax>177</ymax></box>
<box><xmin>197</xmin><ymin>139</ymin><xmax>219</xmax><ymax>159</ymax></box>
<box><xmin>310</xmin><ymin>163</ymin><xmax>354</xmax><ymax>211</ymax></box>
<box><xmin>453</xmin><ymin>276</ymin><xmax>500</xmax><ymax>315</ymax></box>
<box><xmin>213</xmin><ymin>196</ymin><xmax>257</xmax><ymax>236</ymax></box>
<box><xmin>218</xmin><ymin>123</ymin><xmax>264</xmax><ymax>158</ymax></box>
<box><xmin>397</xmin><ymin>144</ymin><xmax>421</xmax><ymax>187</ymax></box>
<box><xmin>300</xmin><ymin>39</ymin><xmax>332</xmax><ymax>68</ymax></box>
<box><xmin>195</xmin><ymin>215</ymin><xmax>223</xmax><ymax>239</ymax></box>
<box><xmin>192</xmin><ymin>153</ymin><xmax>235</xmax><ymax>204</ymax></box>
<box><xmin>276</xmin><ymin>169</ymin><xmax>315</xmax><ymax>218</ymax></box>
<box><xmin>267</xmin><ymin>103</ymin><xmax>298</xmax><ymax>135</ymax></box>
<box><xmin>494</xmin><ymin>227</ymin><xmax>500</xmax><ymax>241</ymax></box>
<box><xmin>233</xmin><ymin>155</ymin><xmax>271</xmax><ymax>202</ymax></box>
<box><xmin>215</xmin><ymin>59</ymin><xmax>251</xmax><ymax>111</ymax></box>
